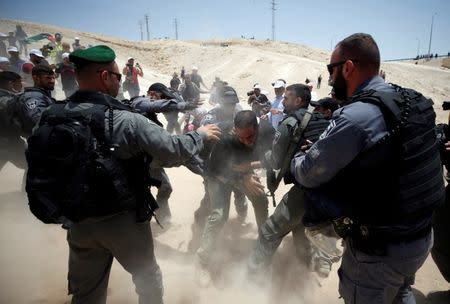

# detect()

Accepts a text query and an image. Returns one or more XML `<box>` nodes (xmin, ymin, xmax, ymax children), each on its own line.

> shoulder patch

<box><xmin>319</xmin><ymin>120</ymin><xmax>336</xmax><ymax>140</ymax></box>
<box><xmin>25</xmin><ymin>99</ymin><xmax>37</xmax><ymax>110</ymax></box>
<box><xmin>309</xmin><ymin>145</ymin><xmax>320</xmax><ymax>159</ymax></box>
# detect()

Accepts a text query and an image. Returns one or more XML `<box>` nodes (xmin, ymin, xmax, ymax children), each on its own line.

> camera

<box><xmin>247</xmin><ymin>90</ymin><xmax>255</xmax><ymax>96</ymax></box>
<box><xmin>442</xmin><ymin>101</ymin><xmax>450</xmax><ymax>111</ymax></box>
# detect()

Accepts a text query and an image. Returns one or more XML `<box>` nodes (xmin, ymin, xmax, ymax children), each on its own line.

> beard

<box><xmin>332</xmin><ymin>68</ymin><xmax>348</xmax><ymax>102</ymax></box>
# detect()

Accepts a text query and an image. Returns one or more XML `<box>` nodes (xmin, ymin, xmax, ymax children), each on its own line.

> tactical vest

<box><xmin>26</xmin><ymin>91</ymin><xmax>158</xmax><ymax>224</ymax></box>
<box><xmin>325</xmin><ymin>85</ymin><xmax>445</xmax><ymax>240</ymax></box>
<box><xmin>276</xmin><ymin>108</ymin><xmax>330</xmax><ymax>185</ymax></box>
<box><xmin>282</xmin><ymin>108</ymin><xmax>330</xmax><ymax>144</ymax></box>
<box><xmin>0</xmin><ymin>89</ymin><xmax>22</xmax><ymax>138</ymax></box>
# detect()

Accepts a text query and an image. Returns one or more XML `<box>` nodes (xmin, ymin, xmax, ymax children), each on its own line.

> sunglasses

<box><xmin>97</xmin><ymin>70</ymin><xmax>122</xmax><ymax>82</ymax></box>
<box><xmin>327</xmin><ymin>59</ymin><xmax>360</xmax><ymax>75</ymax></box>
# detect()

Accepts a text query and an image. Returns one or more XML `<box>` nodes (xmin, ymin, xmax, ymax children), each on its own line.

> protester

<box><xmin>247</xmin><ymin>83</ymin><xmax>270</xmax><ymax>117</ymax></box>
<box><xmin>0</xmin><ymin>57</ymin><xmax>11</xmax><ymax>72</ymax></box>
<box><xmin>72</xmin><ymin>37</ymin><xmax>83</xmax><ymax>50</ymax></box>
<box><xmin>15</xmin><ymin>25</ymin><xmax>28</xmax><ymax>55</ymax></box>
<box><xmin>55</xmin><ymin>52</ymin><xmax>78</xmax><ymax>97</ymax></box>
<box><xmin>263</xmin><ymin>79</ymin><xmax>286</xmax><ymax>129</ymax></box>
<box><xmin>191</xmin><ymin>66</ymin><xmax>208</xmax><ymax>90</ymax></box>
<box><xmin>122</xmin><ymin>57</ymin><xmax>143</xmax><ymax>98</ymax></box>
<box><xmin>195</xmin><ymin>110</ymin><xmax>274</xmax><ymax>286</ymax></box>
<box><xmin>7</xmin><ymin>47</ymin><xmax>25</xmax><ymax>74</ymax></box>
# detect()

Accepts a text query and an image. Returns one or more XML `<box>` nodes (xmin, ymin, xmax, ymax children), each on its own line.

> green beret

<box><xmin>69</xmin><ymin>45</ymin><xmax>116</xmax><ymax>68</ymax></box>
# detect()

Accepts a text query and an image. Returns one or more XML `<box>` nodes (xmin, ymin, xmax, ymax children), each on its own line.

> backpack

<box><xmin>25</xmin><ymin>100</ymin><xmax>156</xmax><ymax>226</ymax></box>
<box><xmin>0</xmin><ymin>90</ymin><xmax>23</xmax><ymax>138</ymax></box>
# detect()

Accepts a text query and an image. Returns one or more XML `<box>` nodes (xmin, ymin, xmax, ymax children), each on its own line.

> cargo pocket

<box><xmin>338</xmin><ymin>268</ymin><xmax>384</xmax><ymax>304</ymax></box>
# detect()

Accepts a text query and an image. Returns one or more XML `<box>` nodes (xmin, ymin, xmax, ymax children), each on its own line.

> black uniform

<box><xmin>17</xmin><ymin>87</ymin><xmax>55</xmax><ymax>137</ymax></box>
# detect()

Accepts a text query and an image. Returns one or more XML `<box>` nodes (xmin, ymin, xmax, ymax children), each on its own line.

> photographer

<box><xmin>122</xmin><ymin>57</ymin><xmax>143</xmax><ymax>98</ymax></box>
<box><xmin>247</xmin><ymin>83</ymin><xmax>270</xmax><ymax>117</ymax></box>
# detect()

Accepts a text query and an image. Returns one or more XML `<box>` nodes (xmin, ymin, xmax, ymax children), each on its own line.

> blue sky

<box><xmin>1</xmin><ymin>0</ymin><xmax>449</xmax><ymax>60</ymax></box>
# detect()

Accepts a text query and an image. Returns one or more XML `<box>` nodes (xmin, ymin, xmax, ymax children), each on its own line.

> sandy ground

<box><xmin>0</xmin><ymin>18</ymin><xmax>450</xmax><ymax>303</ymax></box>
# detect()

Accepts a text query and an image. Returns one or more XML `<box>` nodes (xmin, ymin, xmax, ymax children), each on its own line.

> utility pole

<box><xmin>271</xmin><ymin>0</ymin><xmax>276</xmax><ymax>41</ymax></box>
<box><xmin>427</xmin><ymin>13</ymin><xmax>437</xmax><ymax>57</ymax></box>
<box><xmin>138</xmin><ymin>20</ymin><xmax>143</xmax><ymax>41</ymax></box>
<box><xmin>144</xmin><ymin>14</ymin><xmax>150</xmax><ymax>40</ymax></box>
<box><xmin>416</xmin><ymin>38</ymin><xmax>420</xmax><ymax>57</ymax></box>
<box><xmin>174</xmin><ymin>18</ymin><xmax>179</xmax><ymax>40</ymax></box>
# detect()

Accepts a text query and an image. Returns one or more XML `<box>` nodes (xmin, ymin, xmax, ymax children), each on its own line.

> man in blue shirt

<box><xmin>264</xmin><ymin>79</ymin><xmax>285</xmax><ymax>129</ymax></box>
<box><xmin>291</xmin><ymin>33</ymin><xmax>444</xmax><ymax>304</ymax></box>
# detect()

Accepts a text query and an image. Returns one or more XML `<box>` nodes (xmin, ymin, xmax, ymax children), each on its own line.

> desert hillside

<box><xmin>0</xmin><ymin>18</ymin><xmax>449</xmax><ymax>304</ymax></box>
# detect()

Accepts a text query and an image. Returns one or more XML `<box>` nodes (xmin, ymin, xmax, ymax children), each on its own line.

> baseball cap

<box><xmin>29</xmin><ymin>49</ymin><xmax>45</xmax><ymax>58</ymax></box>
<box><xmin>310</xmin><ymin>97</ymin><xmax>339</xmax><ymax>112</ymax></box>
<box><xmin>62</xmin><ymin>52</ymin><xmax>70</xmax><ymax>60</ymax></box>
<box><xmin>192</xmin><ymin>65</ymin><xmax>198</xmax><ymax>71</ymax></box>
<box><xmin>0</xmin><ymin>56</ymin><xmax>9</xmax><ymax>63</ymax></box>
<box><xmin>272</xmin><ymin>79</ymin><xmax>286</xmax><ymax>88</ymax></box>
<box><xmin>74</xmin><ymin>37</ymin><xmax>80</xmax><ymax>40</ymax></box>
<box><xmin>253</xmin><ymin>83</ymin><xmax>261</xmax><ymax>89</ymax></box>
<box><xmin>7</xmin><ymin>46</ymin><xmax>19</xmax><ymax>53</ymax></box>
<box><xmin>127</xmin><ymin>57</ymin><xmax>134</xmax><ymax>61</ymax></box>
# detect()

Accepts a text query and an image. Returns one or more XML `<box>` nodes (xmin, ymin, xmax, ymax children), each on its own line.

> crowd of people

<box><xmin>0</xmin><ymin>29</ymin><xmax>449</xmax><ymax>304</ymax></box>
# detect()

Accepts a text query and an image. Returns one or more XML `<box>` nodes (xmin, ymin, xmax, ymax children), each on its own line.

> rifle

<box><xmin>267</xmin><ymin>111</ymin><xmax>312</xmax><ymax>206</ymax></box>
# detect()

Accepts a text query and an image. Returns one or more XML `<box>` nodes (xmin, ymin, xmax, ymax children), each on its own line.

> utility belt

<box><xmin>333</xmin><ymin>217</ymin><xmax>432</xmax><ymax>255</ymax></box>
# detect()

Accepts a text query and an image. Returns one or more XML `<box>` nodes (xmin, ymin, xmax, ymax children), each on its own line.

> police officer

<box><xmin>131</xmin><ymin>83</ymin><xmax>202</xmax><ymax>226</ymax></box>
<box><xmin>33</xmin><ymin>45</ymin><xmax>221</xmax><ymax>304</ymax></box>
<box><xmin>0</xmin><ymin>71</ymin><xmax>26</xmax><ymax>175</ymax></box>
<box><xmin>148</xmin><ymin>82</ymin><xmax>185</xmax><ymax>134</ymax></box>
<box><xmin>429</xmin><ymin>117</ymin><xmax>450</xmax><ymax>302</ymax></box>
<box><xmin>290</xmin><ymin>33</ymin><xmax>444</xmax><ymax>303</ymax></box>
<box><xmin>247</xmin><ymin>84</ymin><xmax>333</xmax><ymax>278</ymax></box>
<box><xmin>17</xmin><ymin>64</ymin><xmax>55</xmax><ymax>137</ymax></box>
<box><xmin>130</xmin><ymin>82</ymin><xmax>200</xmax><ymax>125</ymax></box>
<box><xmin>195</xmin><ymin>110</ymin><xmax>273</xmax><ymax>287</ymax></box>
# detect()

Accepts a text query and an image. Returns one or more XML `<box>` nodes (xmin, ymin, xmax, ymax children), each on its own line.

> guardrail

<box><xmin>384</xmin><ymin>54</ymin><xmax>449</xmax><ymax>62</ymax></box>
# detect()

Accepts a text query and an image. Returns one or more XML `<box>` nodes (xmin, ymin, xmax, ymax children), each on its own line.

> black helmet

<box><xmin>219</xmin><ymin>85</ymin><xmax>239</xmax><ymax>105</ymax></box>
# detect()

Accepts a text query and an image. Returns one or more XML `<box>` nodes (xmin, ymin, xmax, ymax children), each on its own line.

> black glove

<box><xmin>266</xmin><ymin>169</ymin><xmax>277</xmax><ymax>194</ymax></box>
